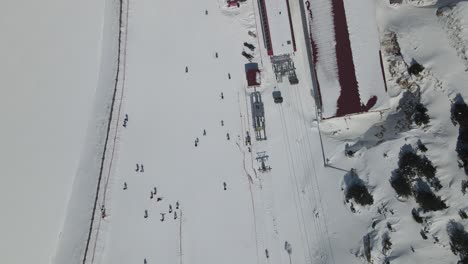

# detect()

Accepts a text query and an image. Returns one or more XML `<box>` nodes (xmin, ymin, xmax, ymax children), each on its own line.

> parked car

<box><xmin>243</xmin><ymin>42</ymin><xmax>256</xmax><ymax>51</ymax></box>
<box><xmin>272</xmin><ymin>91</ymin><xmax>283</xmax><ymax>103</ymax></box>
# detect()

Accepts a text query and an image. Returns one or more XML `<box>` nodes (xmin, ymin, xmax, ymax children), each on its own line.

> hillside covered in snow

<box><xmin>1</xmin><ymin>0</ymin><xmax>468</xmax><ymax>264</ymax></box>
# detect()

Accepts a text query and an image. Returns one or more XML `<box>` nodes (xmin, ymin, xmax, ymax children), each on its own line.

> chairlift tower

<box><xmin>271</xmin><ymin>54</ymin><xmax>298</xmax><ymax>84</ymax></box>
<box><xmin>250</xmin><ymin>92</ymin><xmax>267</xmax><ymax>140</ymax></box>
<box><xmin>256</xmin><ymin>151</ymin><xmax>271</xmax><ymax>172</ymax></box>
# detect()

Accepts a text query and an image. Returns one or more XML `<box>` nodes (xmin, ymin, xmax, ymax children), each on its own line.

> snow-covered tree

<box><xmin>447</xmin><ymin>220</ymin><xmax>468</xmax><ymax>263</ymax></box>
<box><xmin>344</xmin><ymin>169</ymin><xmax>374</xmax><ymax>206</ymax></box>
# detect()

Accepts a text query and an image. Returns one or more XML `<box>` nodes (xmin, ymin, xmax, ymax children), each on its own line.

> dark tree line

<box><xmin>451</xmin><ymin>94</ymin><xmax>468</xmax><ymax>175</ymax></box>
<box><xmin>390</xmin><ymin>145</ymin><xmax>446</xmax><ymax>212</ymax></box>
<box><xmin>447</xmin><ymin>220</ymin><xmax>468</xmax><ymax>264</ymax></box>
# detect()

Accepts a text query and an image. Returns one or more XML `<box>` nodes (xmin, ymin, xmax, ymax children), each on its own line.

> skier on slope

<box><xmin>176</xmin><ymin>201</ymin><xmax>180</xmax><ymax>209</ymax></box>
<box><xmin>169</xmin><ymin>204</ymin><xmax>173</xmax><ymax>214</ymax></box>
<box><xmin>140</xmin><ymin>164</ymin><xmax>144</xmax><ymax>172</ymax></box>
<box><xmin>203</xmin><ymin>129</ymin><xmax>206</xmax><ymax>136</ymax></box>
<box><xmin>101</xmin><ymin>205</ymin><xmax>106</xmax><ymax>219</ymax></box>
<box><xmin>160</xmin><ymin>213</ymin><xmax>165</xmax><ymax>222</ymax></box>
<box><xmin>135</xmin><ymin>163</ymin><xmax>140</xmax><ymax>172</ymax></box>
<box><xmin>223</xmin><ymin>182</ymin><xmax>227</xmax><ymax>191</ymax></box>
<box><xmin>123</xmin><ymin>182</ymin><xmax>127</xmax><ymax>190</ymax></box>
<box><xmin>220</xmin><ymin>92</ymin><xmax>224</xmax><ymax>99</ymax></box>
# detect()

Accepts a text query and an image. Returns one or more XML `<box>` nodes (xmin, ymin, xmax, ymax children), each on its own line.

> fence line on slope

<box><xmin>89</xmin><ymin>0</ymin><xmax>131</xmax><ymax>262</ymax></box>
<box><xmin>82</xmin><ymin>0</ymin><xmax>128</xmax><ymax>263</ymax></box>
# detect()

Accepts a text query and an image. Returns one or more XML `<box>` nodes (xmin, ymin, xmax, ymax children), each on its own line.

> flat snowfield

<box><xmin>0</xmin><ymin>1</ymin><xmax>106</xmax><ymax>263</ymax></box>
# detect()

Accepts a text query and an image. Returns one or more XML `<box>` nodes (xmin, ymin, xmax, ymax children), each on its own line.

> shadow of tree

<box><xmin>345</xmin><ymin>88</ymin><xmax>421</xmax><ymax>154</ymax></box>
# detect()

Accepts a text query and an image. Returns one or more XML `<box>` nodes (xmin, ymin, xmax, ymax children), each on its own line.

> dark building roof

<box><xmin>245</xmin><ymin>63</ymin><xmax>260</xmax><ymax>87</ymax></box>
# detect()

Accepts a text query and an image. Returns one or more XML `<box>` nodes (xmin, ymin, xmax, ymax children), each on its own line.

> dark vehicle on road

<box><xmin>272</xmin><ymin>91</ymin><xmax>283</xmax><ymax>103</ymax></box>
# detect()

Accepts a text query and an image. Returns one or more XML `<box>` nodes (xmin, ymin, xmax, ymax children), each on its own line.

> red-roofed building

<box><xmin>245</xmin><ymin>63</ymin><xmax>261</xmax><ymax>87</ymax></box>
<box><xmin>227</xmin><ymin>0</ymin><xmax>240</xmax><ymax>7</ymax></box>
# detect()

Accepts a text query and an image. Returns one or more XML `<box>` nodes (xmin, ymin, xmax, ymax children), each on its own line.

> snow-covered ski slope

<box><xmin>5</xmin><ymin>0</ymin><xmax>467</xmax><ymax>263</ymax></box>
<box><xmin>66</xmin><ymin>0</ymin><xmax>365</xmax><ymax>263</ymax></box>
<box><xmin>0</xmin><ymin>1</ymin><xmax>113</xmax><ymax>263</ymax></box>
<box><xmin>85</xmin><ymin>0</ymin><xmax>261</xmax><ymax>263</ymax></box>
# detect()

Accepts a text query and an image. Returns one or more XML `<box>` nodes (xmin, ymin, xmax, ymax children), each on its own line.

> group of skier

<box><xmin>141</xmin><ymin>183</ymin><xmax>180</xmax><ymax>222</ymax></box>
<box><xmin>157</xmin><ymin>201</ymin><xmax>180</xmax><ymax>222</ymax></box>
<box><xmin>135</xmin><ymin>163</ymin><xmax>144</xmax><ymax>172</ymax></box>
<box><xmin>194</xmin><ymin>119</ymin><xmax>231</xmax><ymax>147</ymax></box>
<box><xmin>136</xmin><ymin>44</ymin><xmax>241</xmax><ymax>264</ymax></box>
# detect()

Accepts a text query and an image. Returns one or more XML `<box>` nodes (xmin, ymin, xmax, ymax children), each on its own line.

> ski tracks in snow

<box><xmin>277</xmin><ymin>103</ymin><xmax>315</xmax><ymax>264</ymax></box>
<box><xmin>290</xmin><ymin>85</ymin><xmax>336</xmax><ymax>264</ymax></box>
<box><xmin>237</xmin><ymin>87</ymin><xmax>288</xmax><ymax>264</ymax></box>
<box><xmin>274</xmin><ymin>84</ymin><xmax>336</xmax><ymax>264</ymax></box>
<box><xmin>237</xmin><ymin>89</ymin><xmax>262</xmax><ymax>264</ymax></box>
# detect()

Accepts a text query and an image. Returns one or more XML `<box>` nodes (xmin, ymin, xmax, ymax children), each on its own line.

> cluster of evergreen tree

<box><xmin>390</xmin><ymin>145</ymin><xmax>446</xmax><ymax>211</ymax></box>
<box><xmin>413</xmin><ymin>103</ymin><xmax>430</xmax><ymax>126</ymax></box>
<box><xmin>408</xmin><ymin>61</ymin><xmax>425</xmax><ymax>76</ymax></box>
<box><xmin>447</xmin><ymin>220</ymin><xmax>468</xmax><ymax>264</ymax></box>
